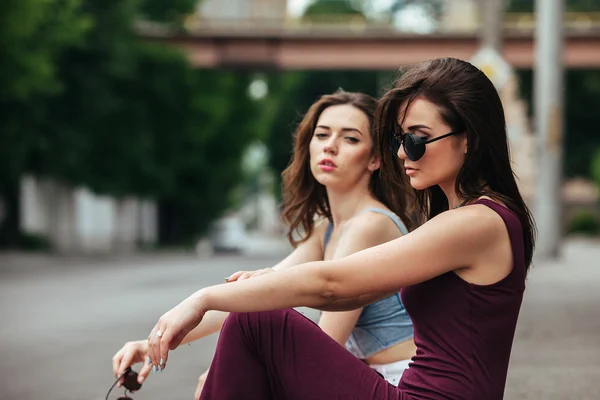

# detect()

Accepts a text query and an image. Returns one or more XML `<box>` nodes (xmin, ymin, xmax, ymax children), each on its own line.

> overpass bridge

<box><xmin>138</xmin><ymin>13</ymin><xmax>600</xmax><ymax>70</ymax></box>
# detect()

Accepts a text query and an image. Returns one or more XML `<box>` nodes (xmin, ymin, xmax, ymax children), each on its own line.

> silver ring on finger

<box><xmin>156</xmin><ymin>330</ymin><xmax>163</xmax><ymax>338</ymax></box>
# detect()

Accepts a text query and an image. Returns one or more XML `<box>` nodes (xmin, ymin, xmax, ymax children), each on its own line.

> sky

<box><xmin>287</xmin><ymin>0</ymin><xmax>312</xmax><ymax>17</ymax></box>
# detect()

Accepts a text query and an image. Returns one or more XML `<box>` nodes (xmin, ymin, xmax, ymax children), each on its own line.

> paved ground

<box><xmin>0</xmin><ymin>237</ymin><xmax>598</xmax><ymax>400</ymax></box>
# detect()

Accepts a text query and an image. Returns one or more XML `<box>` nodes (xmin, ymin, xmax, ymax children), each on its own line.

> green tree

<box><xmin>38</xmin><ymin>0</ymin><xmax>260</xmax><ymax>244</ymax></box>
<box><xmin>303</xmin><ymin>0</ymin><xmax>364</xmax><ymax>21</ymax></box>
<box><xmin>0</xmin><ymin>0</ymin><xmax>90</xmax><ymax>245</ymax></box>
<box><xmin>31</xmin><ymin>0</ymin><xmax>143</xmax><ymax>194</ymax></box>
<box><xmin>139</xmin><ymin>0</ymin><xmax>198</xmax><ymax>24</ymax></box>
<box><xmin>508</xmin><ymin>0</ymin><xmax>600</xmax><ymax>12</ymax></box>
<box><xmin>154</xmin><ymin>69</ymin><xmax>259</xmax><ymax>244</ymax></box>
<box><xmin>1</xmin><ymin>0</ymin><xmax>261</xmax><ymax>247</ymax></box>
<box><xmin>592</xmin><ymin>148</ymin><xmax>600</xmax><ymax>190</ymax></box>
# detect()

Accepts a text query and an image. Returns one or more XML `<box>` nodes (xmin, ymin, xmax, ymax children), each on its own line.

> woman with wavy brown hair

<box><xmin>111</xmin><ymin>89</ymin><xmax>417</xmax><ymax>398</ymax></box>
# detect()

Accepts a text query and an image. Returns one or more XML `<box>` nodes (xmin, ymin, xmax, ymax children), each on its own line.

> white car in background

<box><xmin>208</xmin><ymin>216</ymin><xmax>248</xmax><ymax>253</ymax></box>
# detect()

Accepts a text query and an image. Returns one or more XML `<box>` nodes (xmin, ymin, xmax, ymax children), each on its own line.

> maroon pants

<box><xmin>199</xmin><ymin>309</ymin><xmax>413</xmax><ymax>400</ymax></box>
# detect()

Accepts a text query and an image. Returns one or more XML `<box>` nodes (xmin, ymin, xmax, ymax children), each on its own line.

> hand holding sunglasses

<box><xmin>106</xmin><ymin>367</ymin><xmax>142</xmax><ymax>400</ymax></box>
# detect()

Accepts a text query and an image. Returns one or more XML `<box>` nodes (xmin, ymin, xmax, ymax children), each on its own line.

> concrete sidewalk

<box><xmin>505</xmin><ymin>237</ymin><xmax>600</xmax><ymax>400</ymax></box>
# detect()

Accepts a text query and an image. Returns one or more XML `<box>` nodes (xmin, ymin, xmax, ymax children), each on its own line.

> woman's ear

<box><xmin>368</xmin><ymin>156</ymin><xmax>381</xmax><ymax>172</ymax></box>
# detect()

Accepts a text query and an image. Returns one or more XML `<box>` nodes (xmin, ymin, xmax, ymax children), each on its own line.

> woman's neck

<box><xmin>326</xmin><ymin>184</ymin><xmax>378</xmax><ymax>227</ymax></box>
<box><xmin>439</xmin><ymin>179</ymin><xmax>488</xmax><ymax>209</ymax></box>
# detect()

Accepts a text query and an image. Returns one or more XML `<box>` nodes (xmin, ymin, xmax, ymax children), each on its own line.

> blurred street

<box><xmin>0</xmin><ymin>237</ymin><xmax>598</xmax><ymax>400</ymax></box>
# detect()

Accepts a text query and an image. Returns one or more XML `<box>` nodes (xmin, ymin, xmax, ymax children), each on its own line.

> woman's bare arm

<box><xmin>179</xmin><ymin>222</ymin><xmax>327</xmax><ymax>343</ymax></box>
<box><xmin>196</xmin><ymin>205</ymin><xmax>505</xmax><ymax>313</ymax></box>
<box><xmin>317</xmin><ymin>214</ymin><xmax>402</xmax><ymax>345</ymax></box>
<box><xmin>146</xmin><ymin>205</ymin><xmax>509</xmax><ymax>369</ymax></box>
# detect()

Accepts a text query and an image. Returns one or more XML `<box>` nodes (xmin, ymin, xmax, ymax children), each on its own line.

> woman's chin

<box><xmin>313</xmin><ymin>173</ymin><xmax>336</xmax><ymax>187</ymax></box>
<box><xmin>408</xmin><ymin>177</ymin><xmax>430</xmax><ymax>191</ymax></box>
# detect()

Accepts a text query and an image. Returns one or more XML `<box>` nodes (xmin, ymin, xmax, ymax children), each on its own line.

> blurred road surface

<box><xmin>0</xmin><ymin>237</ymin><xmax>598</xmax><ymax>400</ymax></box>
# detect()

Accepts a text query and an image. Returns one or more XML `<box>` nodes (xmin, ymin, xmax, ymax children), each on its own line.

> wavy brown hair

<box><xmin>281</xmin><ymin>89</ymin><xmax>415</xmax><ymax>247</ymax></box>
<box><xmin>375</xmin><ymin>58</ymin><xmax>536</xmax><ymax>270</ymax></box>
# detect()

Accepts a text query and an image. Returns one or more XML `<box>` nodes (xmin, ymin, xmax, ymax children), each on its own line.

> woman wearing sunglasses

<box><xmin>112</xmin><ymin>90</ymin><xmax>419</xmax><ymax>397</ymax></box>
<box><xmin>145</xmin><ymin>57</ymin><xmax>536</xmax><ymax>400</ymax></box>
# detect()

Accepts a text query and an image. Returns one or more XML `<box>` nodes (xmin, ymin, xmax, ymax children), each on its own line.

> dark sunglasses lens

<box><xmin>405</xmin><ymin>134</ymin><xmax>425</xmax><ymax>161</ymax></box>
<box><xmin>123</xmin><ymin>370</ymin><xmax>142</xmax><ymax>392</ymax></box>
<box><xmin>390</xmin><ymin>133</ymin><xmax>401</xmax><ymax>154</ymax></box>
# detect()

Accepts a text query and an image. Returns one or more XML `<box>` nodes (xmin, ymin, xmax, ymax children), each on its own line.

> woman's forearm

<box><xmin>180</xmin><ymin>310</ymin><xmax>229</xmax><ymax>344</ymax></box>
<box><xmin>193</xmin><ymin>262</ymin><xmax>334</xmax><ymax>313</ymax></box>
<box><xmin>314</xmin><ymin>296</ymin><xmax>375</xmax><ymax>312</ymax></box>
<box><xmin>315</xmin><ymin>290</ymin><xmax>398</xmax><ymax>312</ymax></box>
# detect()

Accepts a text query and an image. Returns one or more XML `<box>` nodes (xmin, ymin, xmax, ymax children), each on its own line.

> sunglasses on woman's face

<box><xmin>391</xmin><ymin>130</ymin><xmax>461</xmax><ymax>161</ymax></box>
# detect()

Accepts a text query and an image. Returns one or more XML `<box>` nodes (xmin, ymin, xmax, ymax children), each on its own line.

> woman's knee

<box><xmin>223</xmin><ymin>309</ymin><xmax>292</xmax><ymax>331</ymax></box>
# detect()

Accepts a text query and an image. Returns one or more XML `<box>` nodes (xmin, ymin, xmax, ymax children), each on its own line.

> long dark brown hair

<box><xmin>282</xmin><ymin>89</ymin><xmax>415</xmax><ymax>247</ymax></box>
<box><xmin>375</xmin><ymin>58</ymin><xmax>536</xmax><ymax>270</ymax></box>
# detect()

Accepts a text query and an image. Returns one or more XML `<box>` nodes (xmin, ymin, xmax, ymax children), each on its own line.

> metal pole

<box><xmin>480</xmin><ymin>0</ymin><xmax>504</xmax><ymax>52</ymax></box>
<box><xmin>534</xmin><ymin>0</ymin><xmax>564</xmax><ymax>259</ymax></box>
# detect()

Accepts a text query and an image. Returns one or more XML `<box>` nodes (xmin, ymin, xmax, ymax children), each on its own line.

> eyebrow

<box><xmin>315</xmin><ymin>125</ymin><xmax>363</xmax><ymax>136</ymax></box>
<box><xmin>397</xmin><ymin>123</ymin><xmax>432</xmax><ymax>132</ymax></box>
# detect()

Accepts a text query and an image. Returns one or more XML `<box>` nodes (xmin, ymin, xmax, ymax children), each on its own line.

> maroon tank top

<box><xmin>398</xmin><ymin>199</ymin><xmax>526</xmax><ymax>400</ymax></box>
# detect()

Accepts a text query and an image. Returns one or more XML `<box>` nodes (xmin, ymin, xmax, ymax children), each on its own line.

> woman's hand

<box><xmin>112</xmin><ymin>340</ymin><xmax>152</xmax><ymax>386</ymax></box>
<box><xmin>226</xmin><ymin>267</ymin><xmax>274</xmax><ymax>282</ymax></box>
<box><xmin>147</xmin><ymin>294</ymin><xmax>207</xmax><ymax>372</ymax></box>
<box><xmin>194</xmin><ymin>368</ymin><xmax>210</xmax><ymax>399</ymax></box>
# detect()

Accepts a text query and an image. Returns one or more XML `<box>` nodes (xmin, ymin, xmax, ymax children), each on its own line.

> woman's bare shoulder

<box><xmin>345</xmin><ymin>210</ymin><xmax>404</xmax><ymax>243</ymax></box>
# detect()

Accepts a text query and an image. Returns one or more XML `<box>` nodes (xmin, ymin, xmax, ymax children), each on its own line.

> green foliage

<box><xmin>45</xmin><ymin>0</ymin><xmax>259</xmax><ymax>243</ymax></box>
<box><xmin>385</xmin><ymin>0</ymin><xmax>444</xmax><ymax>19</ymax></box>
<box><xmin>0</xmin><ymin>0</ymin><xmax>90</xmax><ymax>189</ymax></box>
<box><xmin>515</xmin><ymin>69</ymin><xmax>600</xmax><ymax>178</ymax></box>
<box><xmin>0</xmin><ymin>0</ymin><xmax>91</xmax><ymax>243</ymax></box>
<box><xmin>303</xmin><ymin>0</ymin><xmax>363</xmax><ymax>19</ymax></box>
<box><xmin>302</xmin><ymin>0</ymin><xmax>444</xmax><ymax>24</ymax></box>
<box><xmin>0</xmin><ymin>0</ymin><xmax>260</xmax><ymax>247</ymax></box>
<box><xmin>568</xmin><ymin>210</ymin><xmax>600</xmax><ymax>235</ymax></box>
<box><xmin>139</xmin><ymin>0</ymin><xmax>198</xmax><ymax>24</ymax></box>
<box><xmin>0</xmin><ymin>0</ymin><xmax>91</xmax><ymax>101</ymax></box>
<box><xmin>564</xmin><ymin>71</ymin><xmax>600</xmax><ymax>178</ymax></box>
<box><xmin>592</xmin><ymin>147</ymin><xmax>600</xmax><ymax>188</ymax></box>
<box><xmin>508</xmin><ymin>0</ymin><xmax>600</xmax><ymax>12</ymax></box>
<box><xmin>17</xmin><ymin>232</ymin><xmax>54</xmax><ymax>252</ymax></box>
<box><xmin>156</xmin><ymin>69</ymin><xmax>259</xmax><ymax>244</ymax></box>
<box><xmin>508</xmin><ymin>0</ymin><xmax>600</xmax><ymax>179</ymax></box>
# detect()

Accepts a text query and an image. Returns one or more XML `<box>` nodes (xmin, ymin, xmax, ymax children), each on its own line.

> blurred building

<box><xmin>20</xmin><ymin>176</ymin><xmax>157</xmax><ymax>254</ymax></box>
<box><xmin>440</xmin><ymin>0</ymin><xmax>479</xmax><ymax>32</ymax></box>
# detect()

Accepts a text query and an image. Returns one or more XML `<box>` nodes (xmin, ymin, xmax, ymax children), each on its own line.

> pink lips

<box><xmin>405</xmin><ymin>167</ymin><xmax>418</xmax><ymax>176</ymax></box>
<box><xmin>319</xmin><ymin>159</ymin><xmax>337</xmax><ymax>172</ymax></box>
